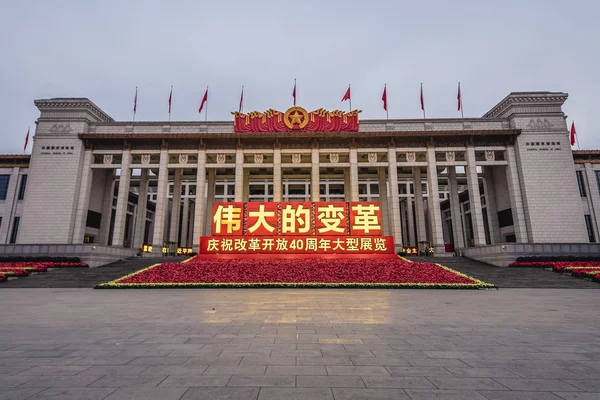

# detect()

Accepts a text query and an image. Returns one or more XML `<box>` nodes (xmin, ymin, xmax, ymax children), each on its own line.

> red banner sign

<box><xmin>211</xmin><ymin>201</ymin><xmax>383</xmax><ymax>236</ymax></box>
<box><xmin>200</xmin><ymin>236</ymin><xmax>394</xmax><ymax>254</ymax></box>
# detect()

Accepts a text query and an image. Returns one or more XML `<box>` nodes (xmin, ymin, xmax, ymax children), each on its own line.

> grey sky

<box><xmin>1</xmin><ymin>0</ymin><xmax>598</xmax><ymax>153</ymax></box>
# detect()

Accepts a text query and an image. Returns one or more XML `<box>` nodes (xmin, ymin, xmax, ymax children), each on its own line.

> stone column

<box><xmin>505</xmin><ymin>146</ymin><xmax>528</xmax><ymax>242</ymax></box>
<box><xmin>204</xmin><ymin>169</ymin><xmax>216</xmax><ymax>236</ymax></box>
<box><xmin>234</xmin><ymin>148</ymin><xmax>244</xmax><ymax>202</ymax></box>
<box><xmin>98</xmin><ymin>170</ymin><xmax>114</xmax><ymax>246</ymax></box>
<box><xmin>584</xmin><ymin>163</ymin><xmax>600</xmax><ymax>240</ymax></box>
<box><xmin>133</xmin><ymin>169</ymin><xmax>149</xmax><ymax>249</ymax></box>
<box><xmin>169</xmin><ymin>169</ymin><xmax>182</xmax><ymax>244</ymax></box>
<box><xmin>426</xmin><ymin>147</ymin><xmax>445</xmax><ymax>253</ymax></box>
<box><xmin>192</xmin><ymin>149</ymin><xmax>206</xmax><ymax>252</ymax></box>
<box><xmin>181</xmin><ymin>186</ymin><xmax>190</xmax><ymax>247</ymax></box>
<box><xmin>387</xmin><ymin>148</ymin><xmax>403</xmax><ymax>251</ymax></box>
<box><xmin>273</xmin><ymin>147</ymin><xmax>282</xmax><ymax>202</ymax></box>
<box><xmin>151</xmin><ymin>148</ymin><xmax>169</xmax><ymax>253</ymax></box>
<box><xmin>112</xmin><ymin>150</ymin><xmax>132</xmax><ymax>246</ymax></box>
<box><xmin>311</xmin><ymin>147</ymin><xmax>320</xmax><ymax>201</ymax></box>
<box><xmin>349</xmin><ymin>147</ymin><xmax>359</xmax><ymax>201</ymax></box>
<box><xmin>447</xmin><ymin>166</ymin><xmax>465</xmax><ymax>249</ymax></box>
<box><xmin>482</xmin><ymin>167</ymin><xmax>500</xmax><ymax>244</ymax></box>
<box><xmin>242</xmin><ymin>169</ymin><xmax>250</xmax><ymax>202</ymax></box>
<box><xmin>400</xmin><ymin>200</ymin><xmax>408</xmax><ymax>244</ymax></box>
<box><xmin>406</xmin><ymin>193</ymin><xmax>416</xmax><ymax>246</ymax></box>
<box><xmin>378</xmin><ymin>167</ymin><xmax>390</xmax><ymax>236</ymax></box>
<box><xmin>412</xmin><ymin>167</ymin><xmax>427</xmax><ymax>243</ymax></box>
<box><xmin>465</xmin><ymin>146</ymin><xmax>486</xmax><ymax>246</ymax></box>
<box><xmin>72</xmin><ymin>149</ymin><xmax>94</xmax><ymax>244</ymax></box>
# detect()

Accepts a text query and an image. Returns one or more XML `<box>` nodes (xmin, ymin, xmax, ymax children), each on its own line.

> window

<box><xmin>18</xmin><ymin>175</ymin><xmax>27</xmax><ymax>200</ymax></box>
<box><xmin>576</xmin><ymin>171</ymin><xmax>587</xmax><ymax>197</ymax></box>
<box><xmin>9</xmin><ymin>217</ymin><xmax>20</xmax><ymax>244</ymax></box>
<box><xmin>497</xmin><ymin>209</ymin><xmax>514</xmax><ymax>228</ymax></box>
<box><xmin>585</xmin><ymin>215</ymin><xmax>596</xmax><ymax>243</ymax></box>
<box><xmin>86</xmin><ymin>210</ymin><xmax>102</xmax><ymax>229</ymax></box>
<box><xmin>596</xmin><ymin>171</ymin><xmax>600</xmax><ymax>194</ymax></box>
<box><xmin>0</xmin><ymin>175</ymin><xmax>9</xmax><ymax>200</ymax></box>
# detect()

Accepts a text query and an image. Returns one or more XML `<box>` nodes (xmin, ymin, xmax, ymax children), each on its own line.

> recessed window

<box><xmin>0</xmin><ymin>175</ymin><xmax>10</xmax><ymax>200</ymax></box>
<box><xmin>18</xmin><ymin>175</ymin><xmax>27</xmax><ymax>200</ymax></box>
<box><xmin>576</xmin><ymin>171</ymin><xmax>587</xmax><ymax>197</ymax></box>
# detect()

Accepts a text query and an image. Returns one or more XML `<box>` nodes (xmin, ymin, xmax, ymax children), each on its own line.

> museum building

<box><xmin>1</xmin><ymin>91</ymin><xmax>599</xmax><ymax>266</ymax></box>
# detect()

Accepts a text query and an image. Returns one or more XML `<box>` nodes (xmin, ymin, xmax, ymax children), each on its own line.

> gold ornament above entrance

<box><xmin>284</xmin><ymin>106</ymin><xmax>309</xmax><ymax>130</ymax></box>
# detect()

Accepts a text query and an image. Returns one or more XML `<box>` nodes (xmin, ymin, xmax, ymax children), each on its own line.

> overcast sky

<box><xmin>1</xmin><ymin>0</ymin><xmax>598</xmax><ymax>153</ymax></box>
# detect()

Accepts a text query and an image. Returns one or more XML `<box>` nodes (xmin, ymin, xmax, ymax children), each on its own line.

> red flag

<box><xmin>292</xmin><ymin>81</ymin><xmax>297</xmax><ymax>105</ymax></box>
<box><xmin>168</xmin><ymin>86</ymin><xmax>172</xmax><ymax>114</ymax></box>
<box><xmin>420</xmin><ymin>84</ymin><xmax>424</xmax><ymax>111</ymax></box>
<box><xmin>133</xmin><ymin>87</ymin><xmax>138</xmax><ymax>114</ymax></box>
<box><xmin>24</xmin><ymin>127</ymin><xmax>29</xmax><ymax>152</ymax></box>
<box><xmin>381</xmin><ymin>85</ymin><xmax>387</xmax><ymax>111</ymax></box>
<box><xmin>239</xmin><ymin>86</ymin><xmax>244</xmax><ymax>113</ymax></box>
<box><xmin>198</xmin><ymin>87</ymin><xmax>208</xmax><ymax>113</ymax></box>
<box><xmin>457</xmin><ymin>83</ymin><xmax>461</xmax><ymax>111</ymax></box>
<box><xmin>341</xmin><ymin>86</ymin><xmax>351</xmax><ymax>102</ymax></box>
<box><xmin>570</xmin><ymin>121</ymin><xmax>576</xmax><ymax>146</ymax></box>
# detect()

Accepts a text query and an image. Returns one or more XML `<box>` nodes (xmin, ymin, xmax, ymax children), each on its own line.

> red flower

<box><xmin>100</xmin><ymin>256</ymin><xmax>494</xmax><ymax>289</ymax></box>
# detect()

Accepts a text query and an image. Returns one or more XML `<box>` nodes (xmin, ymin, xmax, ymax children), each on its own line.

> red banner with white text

<box><xmin>200</xmin><ymin>236</ymin><xmax>394</xmax><ymax>254</ymax></box>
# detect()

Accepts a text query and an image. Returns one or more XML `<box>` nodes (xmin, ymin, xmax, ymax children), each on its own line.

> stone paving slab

<box><xmin>0</xmin><ymin>288</ymin><xmax>599</xmax><ymax>400</ymax></box>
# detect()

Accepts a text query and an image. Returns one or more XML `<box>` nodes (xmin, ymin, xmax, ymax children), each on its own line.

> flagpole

<box><xmin>205</xmin><ymin>86</ymin><xmax>208</xmax><ymax>122</ymax></box>
<box><xmin>385</xmin><ymin>83</ymin><xmax>389</xmax><ymax>120</ymax></box>
<box><xmin>348</xmin><ymin>84</ymin><xmax>352</xmax><ymax>112</ymax></box>
<box><xmin>241</xmin><ymin>85</ymin><xmax>244</xmax><ymax>113</ymax></box>
<box><xmin>24</xmin><ymin>126</ymin><xmax>29</xmax><ymax>154</ymax></box>
<box><xmin>459</xmin><ymin>82</ymin><xmax>464</xmax><ymax>119</ymax></box>
<box><xmin>294</xmin><ymin>78</ymin><xmax>297</xmax><ymax>106</ymax></box>
<box><xmin>168</xmin><ymin>86</ymin><xmax>172</xmax><ymax>122</ymax></box>
<box><xmin>421</xmin><ymin>83</ymin><xmax>426</xmax><ymax>119</ymax></box>
<box><xmin>133</xmin><ymin>87</ymin><xmax>137</xmax><ymax>122</ymax></box>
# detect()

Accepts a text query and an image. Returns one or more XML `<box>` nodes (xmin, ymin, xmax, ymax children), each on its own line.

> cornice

<box><xmin>79</xmin><ymin>129</ymin><xmax>520</xmax><ymax>141</ymax></box>
<box><xmin>483</xmin><ymin>92</ymin><xmax>568</xmax><ymax>118</ymax></box>
<box><xmin>34</xmin><ymin>98</ymin><xmax>114</xmax><ymax>123</ymax></box>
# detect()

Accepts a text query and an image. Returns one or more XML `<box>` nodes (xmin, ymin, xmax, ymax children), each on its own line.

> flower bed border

<box><xmin>95</xmin><ymin>257</ymin><xmax>496</xmax><ymax>290</ymax></box>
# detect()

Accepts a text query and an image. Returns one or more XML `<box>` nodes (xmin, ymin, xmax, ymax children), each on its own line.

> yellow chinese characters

<box><xmin>248</xmin><ymin>204</ymin><xmax>276</xmax><ymax>234</ymax></box>
<box><xmin>213</xmin><ymin>204</ymin><xmax>242</xmax><ymax>234</ymax></box>
<box><xmin>317</xmin><ymin>204</ymin><xmax>346</xmax><ymax>233</ymax></box>
<box><xmin>281</xmin><ymin>204</ymin><xmax>311</xmax><ymax>234</ymax></box>
<box><xmin>351</xmin><ymin>204</ymin><xmax>381</xmax><ymax>234</ymax></box>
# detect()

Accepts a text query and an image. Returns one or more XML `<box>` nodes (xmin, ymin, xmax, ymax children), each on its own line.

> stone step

<box><xmin>409</xmin><ymin>256</ymin><xmax>600</xmax><ymax>288</ymax></box>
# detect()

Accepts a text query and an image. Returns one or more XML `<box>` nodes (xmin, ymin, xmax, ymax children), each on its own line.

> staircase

<box><xmin>411</xmin><ymin>256</ymin><xmax>600</xmax><ymax>288</ymax></box>
<box><xmin>0</xmin><ymin>256</ymin><xmax>181</xmax><ymax>288</ymax></box>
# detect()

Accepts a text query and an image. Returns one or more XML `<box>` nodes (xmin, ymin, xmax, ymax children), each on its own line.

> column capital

<box><xmin>161</xmin><ymin>139</ymin><xmax>168</xmax><ymax>151</ymax></box>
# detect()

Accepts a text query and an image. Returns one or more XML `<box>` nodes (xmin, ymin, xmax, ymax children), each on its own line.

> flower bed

<box><xmin>571</xmin><ymin>269</ymin><xmax>600</xmax><ymax>278</ymax></box>
<box><xmin>0</xmin><ymin>261</ymin><xmax>88</xmax><ymax>283</ymax></box>
<box><xmin>0</xmin><ymin>268</ymin><xmax>31</xmax><ymax>276</ymax></box>
<box><xmin>0</xmin><ymin>274</ymin><xmax>5</xmax><ymax>282</ymax></box>
<box><xmin>97</xmin><ymin>256</ymin><xmax>495</xmax><ymax>289</ymax></box>
<box><xmin>510</xmin><ymin>261</ymin><xmax>600</xmax><ymax>285</ymax></box>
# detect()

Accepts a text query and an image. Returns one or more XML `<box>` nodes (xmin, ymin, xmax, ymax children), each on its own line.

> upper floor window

<box><xmin>0</xmin><ymin>175</ymin><xmax>9</xmax><ymax>200</ymax></box>
<box><xmin>18</xmin><ymin>175</ymin><xmax>27</xmax><ymax>200</ymax></box>
<box><xmin>595</xmin><ymin>171</ymin><xmax>600</xmax><ymax>194</ymax></box>
<box><xmin>576</xmin><ymin>171</ymin><xmax>587</xmax><ymax>197</ymax></box>
<box><xmin>585</xmin><ymin>215</ymin><xmax>596</xmax><ymax>243</ymax></box>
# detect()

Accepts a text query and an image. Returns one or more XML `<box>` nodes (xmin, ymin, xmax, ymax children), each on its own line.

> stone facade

<box><xmin>1</xmin><ymin>92</ymin><xmax>595</xmax><ymax>262</ymax></box>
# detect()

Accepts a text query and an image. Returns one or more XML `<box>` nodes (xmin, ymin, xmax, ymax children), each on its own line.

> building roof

<box><xmin>573</xmin><ymin>150</ymin><xmax>600</xmax><ymax>164</ymax></box>
<box><xmin>0</xmin><ymin>154</ymin><xmax>30</xmax><ymax>168</ymax></box>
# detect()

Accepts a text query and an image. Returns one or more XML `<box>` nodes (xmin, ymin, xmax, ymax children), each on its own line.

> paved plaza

<box><xmin>0</xmin><ymin>288</ymin><xmax>599</xmax><ymax>399</ymax></box>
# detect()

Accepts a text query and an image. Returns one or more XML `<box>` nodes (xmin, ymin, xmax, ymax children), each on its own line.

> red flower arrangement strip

<box><xmin>0</xmin><ymin>273</ymin><xmax>6</xmax><ymax>282</ymax></box>
<box><xmin>0</xmin><ymin>268</ymin><xmax>32</xmax><ymax>276</ymax></box>
<box><xmin>97</xmin><ymin>256</ymin><xmax>495</xmax><ymax>289</ymax></box>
